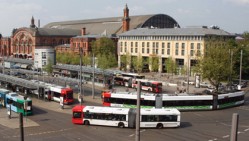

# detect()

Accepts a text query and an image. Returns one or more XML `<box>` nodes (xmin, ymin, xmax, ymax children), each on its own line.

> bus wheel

<box><xmin>156</xmin><ymin>123</ymin><xmax>163</xmax><ymax>129</ymax></box>
<box><xmin>84</xmin><ymin>120</ymin><xmax>90</xmax><ymax>125</ymax></box>
<box><xmin>118</xmin><ymin>122</ymin><xmax>125</xmax><ymax>128</ymax></box>
<box><xmin>148</xmin><ymin>89</ymin><xmax>151</xmax><ymax>92</ymax></box>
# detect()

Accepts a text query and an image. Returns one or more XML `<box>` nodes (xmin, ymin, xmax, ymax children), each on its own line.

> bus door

<box><xmin>128</xmin><ymin>108</ymin><xmax>136</xmax><ymax>128</ymax></box>
<box><xmin>0</xmin><ymin>94</ymin><xmax>5</xmax><ymax>107</ymax></box>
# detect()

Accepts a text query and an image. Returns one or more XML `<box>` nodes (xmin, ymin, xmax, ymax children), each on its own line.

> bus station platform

<box><xmin>0</xmin><ymin>109</ymin><xmax>39</xmax><ymax>129</ymax></box>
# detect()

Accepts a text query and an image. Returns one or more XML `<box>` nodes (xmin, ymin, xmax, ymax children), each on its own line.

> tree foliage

<box><xmin>43</xmin><ymin>59</ymin><xmax>53</xmax><ymax>75</ymax></box>
<box><xmin>132</xmin><ymin>53</ymin><xmax>143</xmax><ymax>74</ymax></box>
<box><xmin>196</xmin><ymin>45</ymin><xmax>231</xmax><ymax>91</ymax></box>
<box><xmin>149</xmin><ymin>55</ymin><xmax>159</xmax><ymax>72</ymax></box>
<box><xmin>91</xmin><ymin>37</ymin><xmax>117</xmax><ymax>69</ymax></box>
<box><xmin>165</xmin><ymin>57</ymin><xmax>176</xmax><ymax>76</ymax></box>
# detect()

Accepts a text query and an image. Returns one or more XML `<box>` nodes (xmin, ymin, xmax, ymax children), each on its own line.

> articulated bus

<box><xmin>72</xmin><ymin>105</ymin><xmax>180</xmax><ymax>128</ymax></box>
<box><xmin>120</xmin><ymin>73</ymin><xmax>145</xmax><ymax>79</ymax></box>
<box><xmin>114</xmin><ymin>76</ymin><xmax>133</xmax><ymax>87</ymax></box>
<box><xmin>31</xmin><ymin>80</ymin><xmax>74</xmax><ymax>105</ymax></box>
<box><xmin>101</xmin><ymin>91</ymin><xmax>245</xmax><ymax>111</ymax></box>
<box><xmin>132</xmin><ymin>79</ymin><xmax>162</xmax><ymax>93</ymax></box>
<box><xmin>49</xmin><ymin>85</ymin><xmax>74</xmax><ymax>104</ymax></box>
<box><xmin>114</xmin><ymin>73</ymin><xmax>145</xmax><ymax>88</ymax></box>
<box><xmin>6</xmin><ymin>92</ymin><xmax>32</xmax><ymax>116</ymax></box>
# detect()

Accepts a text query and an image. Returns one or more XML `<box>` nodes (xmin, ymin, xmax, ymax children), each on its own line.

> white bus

<box><xmin>72</xmin><ymin>105</ymin><xmax>180</xmax><ymax>128</ymax></box>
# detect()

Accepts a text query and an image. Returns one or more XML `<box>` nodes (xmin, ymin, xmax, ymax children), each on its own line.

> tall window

<box><xmin>197</xmin><ymin>43</ymin><xmax>201</xmax><ymax>56</ymax></box>
<box><xmin>162</xmin><ymin>42</ymin><xmax>165</xmax><ymax>55</ymax></box>
<box><xmin>156</xmin><ymin>42</ymin><xmax>159</xmax><ymax>54</ymax></box>
<box><xmin>135</xmin><ymin>42</ymin><xmax>138</xmax><ymax>53</ymax></box>
<box><xmin>181</xmin><ymin>43</ymin><xmax>185</xmax><ymax>56</ymax></box>
<box><xmin>42</xmin><ymin>52</ymin><xmax>46</xmax><ymax>59</ymax></box>
<box><xmin>167</xmin><ymin>43</ymin><xmax>170</xmax><ymax>55</ymax></box>
<box><xmin>190</xmin><ymin>43</ymin><xmax>194</xmax><ymax>56</ymax></box>
<box><xmin>142</xmin><ymin>42</ymin><xmax>145</xmax><ymax>54</ymax></box>
<box><xmin>147</xmin><ymin>42</ymin><xmax>150</xmax><ymax>54</ymax></box>
<box><xmin>175</xmin><ymin>43</ymin><xmax>179</xmax><ymax>55</ymax></box>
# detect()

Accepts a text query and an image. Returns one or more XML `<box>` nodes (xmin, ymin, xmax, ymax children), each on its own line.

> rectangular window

<box><xmin>190</xmin><ymin>50</ymin><xmax>194</xmax><ymax>56</ymax></box>
<box><xmin>175</xmin><ymin>43</ymin><xmax>179</xmax><ymax>55</ymax></box>
<box><xmin>162</xmin><ymin>43</ymin><xmax>165</xmax><ymax>55</ymax></box>
<box><xmin>167</xmin><ymin>43</ymin><xmax>170</xmax><ymax>55</ymax></box>
<box><xmin>42</xmin><ymin>60</ymin><xmax>46</xmax><ymax>66</ymax></box>
<box><xmin>142</xmin><ymin>42</ymin><xmax>145</xmax><ymax>47</ymax></box>
<box><xmin>181</xmin><ymin>43</ymin><xmax>185</xmax><ymax>56</ymax></box>
<box><xmin>142</xmin><ymin>48</ymin><xmax>145</xmax><ymax>53</ymax></box>
<box><xmin>131</xmin><ymin>42</ymin><xmax>133</xmax><ymax>47</ymax></box>
<box><xmin>191</xmin><ymin>43</ymin><xmax>194</xmax><ymax>49</ymax></box>
<box><xmin>42</xmin><ymin>52</ymin><xmax>46</xmax><ymax>59</ymax></box>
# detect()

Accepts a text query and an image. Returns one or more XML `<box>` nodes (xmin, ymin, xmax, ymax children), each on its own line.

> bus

<box><xmin>6</xmin><ymin>92</ymin><xmax>32</xmax><ymax>116</ymax></box>
<box><xmin>120</xmin><ymin>73</ymin><xmax>145</xmax><ymax>79</ymax></box>
<box><xmin>101</xmin><ymin>91</ymin><xmax>245</xmax><ymax>111</ymax></box>
<box><xmin>114</xmin><ymin>76</ymin><xmax>132</xmax><ymax>87</ymax></box>
<box><xmin>0</xmin><ymin>88</ymin><xmax>9</xmax><ymax>107</ymax></box>
<box><xmin>49</xmin><ymin>85</ymin><xmax>74</xmax><ymax>104</ymax></box>
<box><xmin>30</xmin><ymin>80</ymin><xmax>74</xmax><ymax>105</ymax></box>
<box><xmin>114</xmin><ymin>73</ymin><xmax>145</xmax><ymax>88</ymax></box>
<box><xmin>132</xmin><ymin>79</ymin><xmax>162</xmax><ymax>93</ymax></box>
<box><xmin>72</xmin><ymin>105</ymin><xmax>180</xmax><ymax>128</ymax></box>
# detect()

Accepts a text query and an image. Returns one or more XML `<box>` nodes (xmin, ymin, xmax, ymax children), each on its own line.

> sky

<box><xmin>0</xmin><ymin>0</ymin><xmax>248</xmax><ymax>36</ymax></box>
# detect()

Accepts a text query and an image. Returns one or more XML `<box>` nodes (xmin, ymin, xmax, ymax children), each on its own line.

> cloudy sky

<box><xmin>0</xmin><ymin>0</ymin><xmax>248</xmax><ymax>36</ymax></box>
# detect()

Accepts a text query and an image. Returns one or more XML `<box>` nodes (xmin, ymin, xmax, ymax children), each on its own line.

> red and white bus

<box><xmin>132</xmin><ymin>79</ymin><xmax>163</xmax><ymax>93</ymax></box>
<box><xmin>114</xmin><ymin>76</ymin><xmax>132</xmax><ymax>87</ymax></box>
<box><xmin>31</xmin><ymin>80</ymin><xmax>74</xmax><ymax>105</ymax></box>
<box><xmin>120</xmin><ymin>73</ymin><xmax>145</xmax><ymax>79</ymax></box>
<box><xmin>72</xmin><ymin>105</ymin><xmax>180</xmax><ymax>128</ymax></box>
<box><xmin>49</xmin><ymin>85</ymin><xmax>74</xmax><ymax>104</ymax></box>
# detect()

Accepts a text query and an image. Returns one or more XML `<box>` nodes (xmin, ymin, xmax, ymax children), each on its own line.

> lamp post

<box><xmin>239</xmin><ymin>50</ymin><xmax>243</xmax><ymax>86</ymax></box>
<box><xmin>79</xmin><ymin>48</ymin><xmax>83</xmax><ymax>105</ymax></box>
<box><xmin>92</xmin><ymin>53</ymin><xmax>95</xmax><ymax>99</ymax></box>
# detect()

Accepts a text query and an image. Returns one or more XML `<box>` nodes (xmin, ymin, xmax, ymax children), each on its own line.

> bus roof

<box><xmin>104</xmin><ymin>92</ymin><xmax>213</xmax><ymax>101</ymax></box>
<box><xmin>83</xmin><ymin>106</ymin><xmax>130</xmax><ymax>114</ymax></box>
<box><xmin>7</xmin><ymin>92</ymin><xmax>31</xmax><ymax>101</ymax></box>
<box><xmin>0</xmin><ymin>88</ymin><xmax>10</xmax><ymax>94</ymax></box>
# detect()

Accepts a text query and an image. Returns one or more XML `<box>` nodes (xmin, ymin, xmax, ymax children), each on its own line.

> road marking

<box><xmin>244</xmin><ymin>128</ymin><xmax>249</xmax><ymax>131</ymax></box>
<box><xmin>3</xmin><ymin>128</ymin><xmax>72</xmax><ymax>139</ymax></box>
<box><xmin>222</xmin><ymin>135</ymin><xmax>229</xmax><ymax>138</ymax></box>
<box><xmin>129</xmin><ymin>129</ymin><xmax>146</xmax><ymax>137</ymax></box>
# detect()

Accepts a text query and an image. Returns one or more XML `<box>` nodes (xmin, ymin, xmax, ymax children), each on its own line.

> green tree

<box><xmin>132</xmin><ymin>53</ymin><xmax>143</xmax><ymax>74</ymax></box>
<box><xmin>197</xmin><ymin>45</ymin><xmax>231</xmax><ymax>92</ymax></box>
<box><xmin>165</xmin><ymin>57</ymin><xmax>176</xmax><ymax>76</ymax></box>
<box><xmin>43</xmin><ymin>59</ymin><xmax>53</xmax><ymax>75</ymax></box>
<box><xmin>149</xmin><ymin>55</ymin><xmax>159</xmax><ymax>72</ymax></box>
<box><xmin>91</xmin><ymin>37</ymin><xmax>117</xmax><ymax>69</ymax></box>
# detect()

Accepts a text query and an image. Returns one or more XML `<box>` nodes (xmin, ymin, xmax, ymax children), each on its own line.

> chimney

<box><xmin>81</xmin><ymin>28</ymin><xmax>86</xmax><ymax>36</ymax></box>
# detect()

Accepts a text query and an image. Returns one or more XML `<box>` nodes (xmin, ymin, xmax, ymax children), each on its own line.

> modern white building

<box><xmin>118</xmin><ymin>26</ymin><xmax>235</xmax><ymax>73</ymax></box>
<box><xmin>34</xmin><ymin>47</ymin><xmax>55</xmax><ymax>71</ymax></box>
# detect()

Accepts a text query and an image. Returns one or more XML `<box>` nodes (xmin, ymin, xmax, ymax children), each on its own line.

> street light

<box><xmin>92</xmin><ymin>53</ymin><xmax>95</xmax><ymax>99</ymax></box>
<box><xmin>79</xmin><ymin>48</ymin><xmax>83</xmax><ymax>105</ymax></box>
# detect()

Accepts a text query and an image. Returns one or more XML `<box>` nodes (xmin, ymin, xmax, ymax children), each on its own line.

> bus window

<box><xmin>73</xmin><ymin>112</ymin><xmax>82</xmax><ymax>118</ymax></box>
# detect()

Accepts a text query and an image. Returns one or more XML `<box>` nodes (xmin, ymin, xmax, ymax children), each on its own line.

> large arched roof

<box><xmin>43</xmin><ymin>14</ymin><xmax>180</xmax><ymax>35</ymax></box>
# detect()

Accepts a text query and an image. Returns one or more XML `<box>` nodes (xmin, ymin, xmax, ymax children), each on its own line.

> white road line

<box><xmin>244</xmin><ymin>128</ymin><xmax>249</xmax><ymax>131</ymax></box>
<box><xmin>129</xmin><ymin>129</ymin><xmax>146</xmax><ymax>137</ymax></box>
<box><xmin>222</xmin><ymin>135</ymin><xmax>229</xmax><ymax>138</ymax></box>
